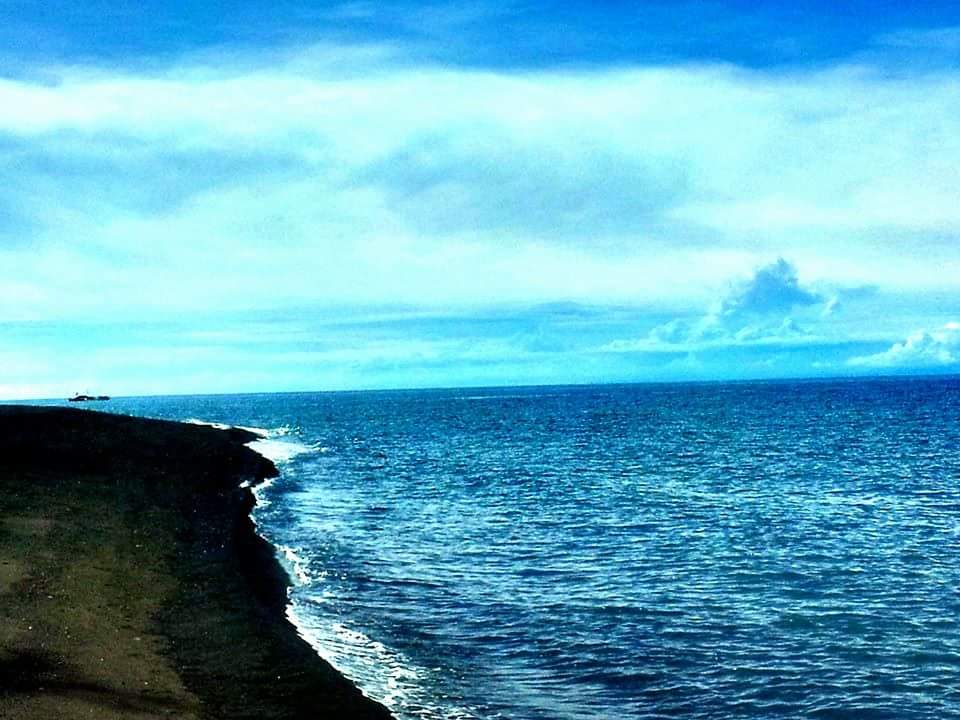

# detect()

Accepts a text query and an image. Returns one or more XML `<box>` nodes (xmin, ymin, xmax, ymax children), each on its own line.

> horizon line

<box><xmin>5</xmin><ymin>370</ymin><xmax>959</xmax><ymax>404</ymax></box>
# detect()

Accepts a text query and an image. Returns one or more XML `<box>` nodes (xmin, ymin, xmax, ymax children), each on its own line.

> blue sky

<box><xmin>1</xmin><ymin>2</ymin><xmax>959</xmax><ymax>398</ymax></box>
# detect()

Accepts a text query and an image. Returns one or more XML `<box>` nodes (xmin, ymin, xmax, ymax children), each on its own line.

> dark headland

<box><xmin>0</xmin><ymin>405</ymin><xmax>393</xmax><ymax>720</ymax></box>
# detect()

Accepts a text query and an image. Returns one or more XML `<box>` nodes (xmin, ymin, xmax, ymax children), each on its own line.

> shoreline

<box><xmin>0</xmin><ymin>405</ymin><xmax>393</xmax><ymax>719</ymax></box>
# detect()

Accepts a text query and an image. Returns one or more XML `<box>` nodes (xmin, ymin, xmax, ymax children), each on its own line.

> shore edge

<box><xmin>0</xmin><ymin>405</ymin><xmax>393</xmax><ymax>720</ymax></box>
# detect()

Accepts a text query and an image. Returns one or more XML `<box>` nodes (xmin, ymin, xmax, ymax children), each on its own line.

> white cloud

<box><xmin>847</xmin><ymin>322</ymin><xmax>960</xmax><ymax>368</ymax></box>
<box><xmin>603</xmin><ymin>258</ymin><xmax>831</xmax><ymax>353</ymax></box>
<box><xmin>715</xmin><ymin>258</ymin><xmax>822</xmax><ymax>320</ymax></box>
<box><xmin>0</xmin><ymin>44</ymin><xmax>959</xmax><ymax>326</ymax></box>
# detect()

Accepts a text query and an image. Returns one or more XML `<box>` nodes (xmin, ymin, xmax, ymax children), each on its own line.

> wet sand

<box><xmin>0</xmin><ymin>405</ymin><xmax>392</xmax><ymax>720</ymax></box>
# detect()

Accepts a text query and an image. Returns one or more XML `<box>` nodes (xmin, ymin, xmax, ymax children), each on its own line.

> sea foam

<box><xmin>184</xmin><ymin>417</ymin><xmax>313</xmax><ymax>465</ymax></box>
<box><xmin>286</xmin><ymin>602</ymin><xmax>480</xmax><ymax>720</ymax></box>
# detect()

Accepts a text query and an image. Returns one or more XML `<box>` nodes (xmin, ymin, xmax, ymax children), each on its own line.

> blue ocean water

<box><xmin>51</xmin><ymin>378</ymin><xmax>960</xmax><ymax>718</ymax></box>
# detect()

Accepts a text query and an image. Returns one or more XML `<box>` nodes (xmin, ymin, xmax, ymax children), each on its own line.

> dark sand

<box><xmin>0</xmin><ymin>406</ymin><xmax>393</xmax><ymax>720</ymax></box>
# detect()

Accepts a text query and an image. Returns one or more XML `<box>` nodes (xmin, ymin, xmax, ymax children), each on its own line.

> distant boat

<box><xmin>68</xmin><ymin>394</ymin><xmax>111</xmax><ymax>402</ymax></box>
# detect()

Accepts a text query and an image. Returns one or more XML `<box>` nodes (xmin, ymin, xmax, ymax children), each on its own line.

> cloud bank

<box><xmin>848</xmin><ymin>322</ymin><xmax>960</xmax><ymax>368</ymax></box>
<box><xmin>1</xmin><ymin>42</ymin><xmax>960</xmax><ymax>326</ymax></box>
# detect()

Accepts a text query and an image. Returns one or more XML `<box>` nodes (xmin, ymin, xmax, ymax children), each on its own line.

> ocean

<box><xmin>46</xmin><ymin>377</ymin><xmax>960</xmax><ymax>718</ymax></box>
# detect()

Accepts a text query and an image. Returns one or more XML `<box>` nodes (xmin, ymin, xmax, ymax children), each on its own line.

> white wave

<box><xmin>248</xmin><ymin>437</ymin><xmax>313</xmax><ymax>464</ymax></box>
<box><xmin>250</xmin><ymin>475</ymin><xmax>277</xmax><ymax>507</ymax></box>
<box><xmin>286</xmin><ymin>603</ymin><xmax>479</xmax><ymax>720</ymax></box>
<box><xmin>276</xmin><ymin>544</ymin><xmax>311</xmax><ymax>585</ymax></box>
<box><xmin>184</xmin><ymin>417</ymin><xmax>234</xmax><ymax>430</ymax></box>
<box><xmin>182</xmin><ymin>417</ymin><xmax>311</xmax><ymax>465</ymax></box>
<box><xmin>235</xmin><ymin>423</ymin><xmax>276</xmax><ymax>436</ymax></box>
<box><xmin>184</xmin><ymin>417</ymin><xmax>276</xmax><ymax>439</ymax></box>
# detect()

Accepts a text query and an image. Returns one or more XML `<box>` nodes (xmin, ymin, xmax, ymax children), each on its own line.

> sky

<box><xmin>1</xmin><ymin>1</ymin><xmax>959</xmax><ymax>399</ymax></box>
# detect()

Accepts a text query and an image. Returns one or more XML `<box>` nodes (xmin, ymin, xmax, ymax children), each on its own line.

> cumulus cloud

<box><xmin>604</xmin><ymin>258</ymin><xmax>830</xmax><ymax>352</ymax></box>
<box><xmin>716</xmin><ymin>258</ymin><xmax>822</xmax><ymax>320</ymax></box>
<box><xmin>848</xmin><ymin>322</ymin><xmax>960</xmax><ymax>368</ymax></box>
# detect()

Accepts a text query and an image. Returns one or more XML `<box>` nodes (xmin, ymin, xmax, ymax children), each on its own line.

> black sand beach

<box><xmin>0</xmin><ymin>405</ymin><xmax>393</xmax><ymax>719</ymax></box>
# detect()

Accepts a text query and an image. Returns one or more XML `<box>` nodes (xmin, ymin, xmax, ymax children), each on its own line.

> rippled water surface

<box><xmin>72</xmin><ymin>378</ymin><xmax>960</xmax><ymax>718</ymax></box>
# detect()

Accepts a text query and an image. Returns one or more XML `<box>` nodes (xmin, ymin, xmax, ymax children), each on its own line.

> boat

<box><xmin>68</xmin><ymin>394</ymin><xmax>111</xmax><ymax>402</ymax></box>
